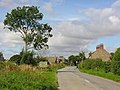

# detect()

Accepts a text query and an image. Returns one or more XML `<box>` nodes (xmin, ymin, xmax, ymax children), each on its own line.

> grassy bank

<box><xmin>0</xmin><ymin>71</ymin><xmax>58</xmax><ymax>90</ymax></box>
<box><xmin>0</xmin><ymin>61</ymin><xmax>65</xmax><ymax>90</ymax></box>
<box><xmin>79</xmin><ymin>68</ymin><xmax>120</xmax><ymax>82</ymax></box>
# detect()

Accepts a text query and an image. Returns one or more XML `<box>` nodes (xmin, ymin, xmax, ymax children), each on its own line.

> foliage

<box><xmin>9</xmin><ymin>54</ymin><xmax>21</xmax><ymax>65</ymax></box>
<box><xmin>9</xmin><ymin>50</ymin><xmax>37</xmax><ymax>66</ymax></box>
<box><xmin>0</xmin><ymin>62</ymin><xmax>58</xmax><ymax>90</ymax></box>
<box><xmin>0</xmin><ymin>61</ymin><xmax>19</xmax><ymax>72</ymax></box>
<box><xmin>20</xmin><ymin>50</ymin><xmax>37</xmax><ymax>66</ymax></box>
<box><xmin>79</xmin><ymin>52</ymin><xmax>86</xmax><ymax>62</ymax></box>
<box><xmin>0</xmin><ymin>61</ymin><xmax>5</xmax><ymax>71</ymax></box>
<box><xmin>0</xmin><ymin>71</ymin><xmax>57</xmax><ymax>90</ymax></box>
<box><xmin>111</xmin><ymin>48</ymin><xmax>120</xmax><ymax>75</ymax></box>
<box><xmin>47</xmin><ymin>63</ymin><xmax>66</xmax><ymax>72</ymax></box>
<box><xmin>4</xmin><ymin>6</ymin><xmax>52</xmax><ymax>53</ymax></box>
<box><xmin>0</xmin><ymin>52</ymin><xmax>5</xmax><ymax>61</ymax></box>
<box><xmin>35</xmin><ymin>56</ymin><xmax>47</xmax><ymax>64</ymax></box>
<box><xmin>103</xmin><ymin>61</ymin><xmax>111</xmax><ymax>73</ymax></box>
<box><xmin>81</xmin><ymin>59</ymin><xmax>104</xmax><ymax>70</ymax></box>
<box><xmin>68</xmin><ymin>52</ymin><xmax>86</xmax><ymax>65</ymax></box>
<box><xmin>68</xmin><ymin>55</ymin><xmax>77</xmax><ymax>65</ymax></box>
<box><xmin>110</xmin><ymin>52</ymin><xmax>114</xmax><ymax>59</ymax></box>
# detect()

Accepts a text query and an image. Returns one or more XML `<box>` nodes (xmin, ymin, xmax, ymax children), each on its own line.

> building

<box><xmin>47</xmin><ymin>56</ymin><xmax>65</xmax><ymax>65</ymax></box>
<box><xmin>90</xmin><ymin>44</ymin><xmax>111</xmax><ymax>61</ymax></box>
<box><xmin>47</xmin><ymin>56</ymin><xmax>57</xmax><ymax>65</ymax></box>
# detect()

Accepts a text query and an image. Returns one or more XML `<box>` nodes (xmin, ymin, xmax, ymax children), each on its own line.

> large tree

<box><xmin>4</xmin><ymin>6</ymin><xmax>52</xmax><ymax>53</ymax></box>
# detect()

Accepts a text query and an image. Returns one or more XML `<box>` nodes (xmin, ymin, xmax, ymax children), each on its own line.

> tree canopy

<box><xmin>4</xmin><ymin>6</ymin><xmax>52</xmax><ymax>53</ymax></box>
<box><xmin>68</xmin><ymin>52</ymin><xmax>86</xmax><ymax>65</ymax></box>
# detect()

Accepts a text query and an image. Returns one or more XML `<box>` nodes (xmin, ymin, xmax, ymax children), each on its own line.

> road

<box><xmin>57</xmin><ymin>66</ymin><xmax>120</xmax><ymax>90</ymax></box>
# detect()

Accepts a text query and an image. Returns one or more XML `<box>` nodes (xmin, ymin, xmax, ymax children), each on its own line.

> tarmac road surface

<box><xmin>57</xmin><ymin>66</ymin><xmax>120</xmax><ymax>90</ymax></box>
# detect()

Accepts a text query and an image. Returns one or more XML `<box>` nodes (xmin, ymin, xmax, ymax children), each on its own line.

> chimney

<box><xmin>96</xmin><ymin>44</ymin><xmax>104</xmax><ymax>50</ymax></box>
<box><xmin>99</xmin><ymin>44</ymin><xmax>104</xmax><ymax>49</ymax></box>
<box><xmin>96</xmin><ymin>45</ymin><xmax>100</xmax><ymax>50</ymax></box>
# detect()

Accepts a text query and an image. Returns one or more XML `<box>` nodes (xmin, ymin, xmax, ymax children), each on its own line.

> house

<box><xmin>46</xmin><ymin>56</ymin><xmax>57</xmax><ymax>65</ymax></box>
<box><xmin>90</xmin><ymin>44</ymin><xmax>111</xmax><ymax>61</ymax></box>
<box><xmin>47</xmin><ymin>56</ymin><xmax>65</xmax><ymax>65</ymax></box>
<box><xmin>57</xmin><ymin>56</ymin><xmax>65</xmax><ymax>63</ymax></box>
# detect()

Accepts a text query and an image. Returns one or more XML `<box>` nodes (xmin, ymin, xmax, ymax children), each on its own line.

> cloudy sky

<box><xmin>0</xmin><ymin>0</ymin><xmax>120</xmax><ymax>58</ymax></box>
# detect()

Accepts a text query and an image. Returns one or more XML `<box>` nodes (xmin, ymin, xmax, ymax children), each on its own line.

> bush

<box><xmin>9</xmin><ymin>55</ymin><xmax>21</xmax><ymax>65</ymax></box>
<box><xmin>111</xmin><ymin>48</ymin><xmax>120</xmax><ymax>75</ymax></box>
<box><xmin>80</xmin><ymin>59</ymin><xmax>104</xmax><ymax>71</ymax></box>
<box><xmin>20</xmin><ymin>51</ymin><xmax>37</xmax><ymax>66</ymax></box>
<box><xmin>103</xmin><ymin>61</ymin><xmax>111</xmax><ymax>73</ymax></box>
<box><xmin>82</xmin><ymin>59</ymin><xmax>93</xmax><ymax>69</ymax></box>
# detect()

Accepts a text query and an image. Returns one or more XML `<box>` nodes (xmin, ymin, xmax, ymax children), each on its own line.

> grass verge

<box><xmin>79</xmin><ymin>68</ymin><xmax>120</xmax><ymax>82</ymax></box>
<box><xmin>0</xmin><ymin>62</ymin><xmax>66</xmax><ymax>90</ymax></box>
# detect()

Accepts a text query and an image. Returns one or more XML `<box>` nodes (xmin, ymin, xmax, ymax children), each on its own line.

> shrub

<box><xmin>91</xmin><ymin>59</ymin><xmax>104</xmax><ymax>70</ymax></box>
<box><xmin>111</xmin><ymin>48</ymin><xmax>120</xmax><ymax>75</ymax></box>
<box><xmin>80</xmin><ymin>59</ymin><xmax>104</xmax><ymax>70</ymax></box>
<box><xmin>9</xmin><ymin>55</ymin><xmax>21</xmax><ymax>65</ymax></box>
<box><xmin>0</xmin><ymin>61</ymin><xmax>19</xmax><ymax>72</ymax></box>
<box><xmin>82</xmin><ymin>59</ymin><xmax>93</xmax><ymax>69</ymax></box>
<box><xmin>103</xmin><ymin>61</ymin><xmax>111</xmax><ymax>73</ymax></box>
<box><xmin>20</xmin><ymin>51</ymin><xmax>37</xmax><ymax>66</ymax></box>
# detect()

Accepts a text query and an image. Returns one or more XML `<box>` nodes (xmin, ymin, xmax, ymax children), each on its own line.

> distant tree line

<box><xmin>68</xmin><ymin>52</ymin><xmax>86</xmax><ymax>66</ymax></box>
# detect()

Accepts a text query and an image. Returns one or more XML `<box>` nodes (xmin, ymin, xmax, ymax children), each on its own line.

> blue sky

<box><xmin>0</xmin><ymin>0</ymin><xmax>120</xmax><ymax>58</ymax></box>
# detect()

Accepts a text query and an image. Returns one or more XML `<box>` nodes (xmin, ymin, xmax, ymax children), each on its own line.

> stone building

<box><xmin>90</xmin><ymin>44</ymin><xmax>111</xmax><ymax>61</ymax></box>
<box><xmin>39</xmin><ymin>56</ymin><xmax>65</xmax><ymax>67</ymax></box>
<box><xmin>47</xmin><ymin>56</ymin><xmax>65</xmax><ymax>65</ymax></box>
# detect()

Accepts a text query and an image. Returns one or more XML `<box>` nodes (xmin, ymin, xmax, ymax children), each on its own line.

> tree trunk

<box><xmin>25</xmin><ymin>41</ymin><xmax>27</xmax><ymax>53</ymax></box>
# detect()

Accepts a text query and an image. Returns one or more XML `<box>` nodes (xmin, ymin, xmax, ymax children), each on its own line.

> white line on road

<box><xmin>84</xmin><ymin>79</ymin><xmax>90</xmax><ymax>83</ymax></box>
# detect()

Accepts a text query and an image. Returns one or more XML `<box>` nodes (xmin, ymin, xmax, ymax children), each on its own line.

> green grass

<box><xmin>0</xmin><ymin>71</ymin><xmax>58</xmax><ymax>90</ymax></box>
<box><xmin>79</xmin><ymin>68</ymin><xmax>120</xmax><ymax>82</ymax></box>
<box><xmin>0</xmin><ymin>61</ymin><xmax>62</xmax><ymax>90</ymax></box>
<box><xmin>0</xmin><ymin>61</ymin><xmax>66</xmax><ymax>90</ymax></box>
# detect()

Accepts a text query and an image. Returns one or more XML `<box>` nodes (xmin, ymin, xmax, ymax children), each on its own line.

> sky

<box><xmin>0</xmin><ymin>0</ymin><xmax>120</xmax><ymax>59</ymax></box>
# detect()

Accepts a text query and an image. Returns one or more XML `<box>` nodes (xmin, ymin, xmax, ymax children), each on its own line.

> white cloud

<box><xmin>0</xmin><ymin>0</ymin><xmax>18</xmax><ymax>9</ymax></box>
<box><xmin>47</xmin><ymin>6</ymin><xmax>120</xmax><ymax>57</ymax></box>
<box><xmin>112</xmin><ymin>0</ymin><xmax>120</xmax><ymax>7</ymax></box>
<box><xmin>0</xmin><ymin>22</ymin><xmax>24</xmax><ymax>58</ymax></box>
<box><xmin>0</xmin><ymin>0</ymin><xmax>31</xmax><ymax>9</ymax></box>
<box><xmin>42</xmin><ymin>0</ymin><xmax>63</xmax><ymax>17</ymax></box>
<box><xmin>43</xmin><ymin>2</ymin><xmax>53</xmax><ymax>13</ymax></box>
<box><xmin>0</xmin><ymin>22</ymin><xmax>23</xmax><ymax>52</ymax></box>
<box><xmin>1</xmin><ymin>0</ymin><xmax>120</xmax><ymax>58</ymax></box>
<box><xmin>109</xmin><ymin>16</ymin><xmax>120</xmax><ymax>25</ymax></box>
